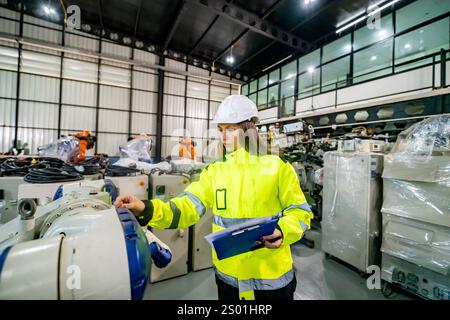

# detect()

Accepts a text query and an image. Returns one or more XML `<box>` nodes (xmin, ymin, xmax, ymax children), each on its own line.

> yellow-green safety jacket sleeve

<box><xmin>138</xmin><ymin>167</ymin><xmax>213</xmax><ymax>230</ymax></box>
<box><xmin>277</xmin><ymin>160</ymin><xmax>314</xmax><ymax>245</ymax></box>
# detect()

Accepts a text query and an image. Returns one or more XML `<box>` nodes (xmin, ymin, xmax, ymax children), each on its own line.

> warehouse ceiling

<box><xmin>4</xmin><ymin>0</ymin><xmax>415</xmax><ymax>79</ymax></box>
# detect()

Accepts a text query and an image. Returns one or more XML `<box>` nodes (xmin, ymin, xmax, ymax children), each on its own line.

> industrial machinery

<box><xmin>0</xmin><ymin>183</ymin><xmax>172</xmax><ymax>299</ymax></box>
<box><xmin>380</xmin><ymin>115</ymin><xmax>450</xmax><ymax>300</ymax></box>
<box><xmin>37</xmin><ymin>130</ymin><xmax>96</xmax><ymax>164</ymax></box>
<box><xmin>1</xmin><ymin>156</ymin><xmax>103</xmax><ymax>224</ymax></box>
<box><xmin>70</xmin><ymin>130</ymin><xmax>96</xmax><ymax>163</ymax></box>
<box><xmin>321</xmin><ymin>151</ymin><xmax>384</xmax><ymax>274</ymax></box>
<box><xmin>190</xmin><ymin>172</ymin><xmax>212</xmax><ymax>271</ymax></box>
<box><xmin>0</xmin><ymin>176</ymin><xmax>25</xmax><ymax>224</ymax></box>
<box><xmin>149</xmin><ymin>171</ymin><xmax>191</xmax><ymax>282</ymax></box>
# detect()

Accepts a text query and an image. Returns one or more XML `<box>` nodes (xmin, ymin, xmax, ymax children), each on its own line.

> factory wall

<box><xmin>0</xmin><ymin>7</ymin><xmax>240</xmax><ymax>159</ymax></box>
<box><xmin>161</xmin><ymin>59</ymin><xmax>238</xmax><ymax>159</ymax></box>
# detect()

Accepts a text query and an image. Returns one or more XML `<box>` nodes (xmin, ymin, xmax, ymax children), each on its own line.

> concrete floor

<box><xmin>145</xmin><ymin>229</ymin><xmax>413</xmax><ymax>300</ymax></box>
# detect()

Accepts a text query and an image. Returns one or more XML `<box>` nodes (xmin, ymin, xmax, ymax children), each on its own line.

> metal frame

<box><xmin>187</xmin><ymin>0</ymin><xmax>314</xmax><ymax>52</ymax></box>
<box><xmin>0</xmin><ymin>2</ymin><xmax>244</xmax><ymax>80</ymax></box>
<box><xmin>162</xmin><ymin>0</ymin><xmax>187</xmax><ymax>52</ymax></box>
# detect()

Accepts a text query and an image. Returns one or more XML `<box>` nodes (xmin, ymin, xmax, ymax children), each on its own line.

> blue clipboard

<box><xmin>205</xmin><ymin>215</ymin><xmax>280</xmax><ymax>260</ymax></box>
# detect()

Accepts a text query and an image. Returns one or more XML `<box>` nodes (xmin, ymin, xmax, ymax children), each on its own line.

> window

<box><xmin>395</xmin><ymin>19</ymin><xmax>450</xmax><ymax>72</ymax></box>
<box><xmin>249</xmin><ymin>93</ymin><xmax>257</xmax><ymax>105</ymax></box>
<box><xmin>258</xmin><ymin>75</ymin><xmax>268</xmax><ymax>90</ymax></box>
<box><xmin>322</xmin><ymin>56</ymin><xmax>351</xmax><ymax>91</ymax></box>
<box><xmin>298</xmin><ymin>69</ymin><xmax>320</xmax><ymax>98</ymax></box>
<box><xmin>354</xmin><ymin>39</ymin><xmax>393</xmax><ymax>83</ymax></box>
<box><xmin>269</xmin><ymin>69</ymin><xmax>280</xmax><ymax>84</ymax></box>
<box><xmin>354</xmin><ymin>14</ymin><xmax>393</xmax><ymax>50</ymax></box>
<box><xmin>280</xmin><ymin>78</ymin><xmax>295</xmax><ymax>99</ymax></box>
<box><xmin>281</xmin><ymin>61</ymin><xmax>297</xmax><ymax>80</ymax></box>
<box><xmin>268</xmin><ymin>84</ymin><xmax>279</xmax><ymax>107</ymax></box>
<box><xmin>241</xmin><ymin>84</ymin><xmax>248</xmax><ymax>95</ymax></box>
<box><xmin>396</xmin><ymin>0</ymin><xmax>450</xmax><ymax>33</ymax></box>
<box><xmin>322</xmin><ymin>34</ymin><xmax>351</xmax><ymax>63</ymax></box>
<box><xmin>257</xmin><ymin>89</ymin><xmax>267</xmax><ymax>110</ymax></box>
<box><xmin>249</xmin><ymin>79</ymin><xmax>258</xmax><ymax>93</ymax></box>
<box><xmin>298</xmin><ymin>49</ymin><xmax>321</xmax><ymax>74</ymax></box>
<box><xmin>280</xmin><ymin>96</ymin><xmax>295</xmax><ymax>118</ymax></box>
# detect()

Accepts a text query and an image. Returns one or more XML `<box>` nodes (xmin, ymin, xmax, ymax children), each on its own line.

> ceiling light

<box><xmin>49</xmin><ymin>8</ymin><xmax>56</xmax><ymax>14</ymax></box>
<box><xmin>404</xmin><ymin>43</ymin><xmax>411</xmax><ymax>49</ymax></box>
<box><xmin>226</xmin><ymin>55</ymin><xmax>235</xmax><ymax>64</ymax></box>
<box><xmin>336</xmin><ymin>10</ymin><xmax>366</xmax><ymax>29</ymax></box>
<box><xmin>368</xmin><ymin>0</ymin><xmax>401</xmax><ymax>17</ymax></box>
<box><xmin>367</xmin><ymin>0</ymin><xmax>389</xmax><ymax>11</ymax></box>
<box><xmin>43</xmin><ymin>5</ymin><xmax>50</xmax><ymax>14</ymax></box>
<box><xmin>304</xmin><ymin>0</ymin><xmax>315</xmax><ymax>4</ymax></box>
<box><xmin>308</xmin><ymin>67</ymin><xmax>315</xmax><ymax>73</ymax></box>
<box><xmin>371</xmin><ymin>56</ymin><xmax>377</xmax><ymax>61</ymax></box>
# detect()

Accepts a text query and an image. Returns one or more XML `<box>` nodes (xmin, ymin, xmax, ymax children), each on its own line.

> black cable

<box><xmin>104</xmin><ymin>165</ymin><xmax>141</xmax><ymax>177</ymax></box>
<box><xmin>24</xmin><ymin>167</ymin><xmax>83</xmax><ymax>183</ymax></box>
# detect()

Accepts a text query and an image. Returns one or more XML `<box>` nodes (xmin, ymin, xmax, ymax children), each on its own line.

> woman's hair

<box><xmin>236</xmin><ymin>117</ymin><xmax>270</xmax><ymax>156</ymax></box>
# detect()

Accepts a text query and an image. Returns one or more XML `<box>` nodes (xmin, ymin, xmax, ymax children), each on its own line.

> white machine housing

<box><xmin>0</xmin><ymin>187</ymin><xmax>158</xmax><ymax>300</ymax></box>
<box><xmin>149</xmin><ymin>172</ymin><xmax>190</xmax><ymax>282</ymax></box>
<box><xmin>321</xmin><ymin>151</ymin><xmax>384</xmax><ymax>273</ymax></box>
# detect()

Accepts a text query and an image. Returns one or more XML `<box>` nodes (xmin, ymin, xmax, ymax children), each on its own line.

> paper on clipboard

<box><xmin>204</xmin><ymin>215</ymin><xmax>280</xmax><ymax>260</ymax></box>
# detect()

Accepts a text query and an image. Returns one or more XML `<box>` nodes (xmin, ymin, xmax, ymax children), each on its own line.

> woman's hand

<box><xmin>257</xmin><ymin>228</ymin><xmax>283</xmax><ymax>249</ymax></box>
<box><xmin>114</xmin><ymin>194</ymin><xmax>145</xmax><ymax>216</ymax></box>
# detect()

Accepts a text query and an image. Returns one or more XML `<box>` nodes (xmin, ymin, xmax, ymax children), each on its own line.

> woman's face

<box><xmin>218</xmin><ymin>124</ymin><xmax>241</xmax><ymax>152</ymax></box>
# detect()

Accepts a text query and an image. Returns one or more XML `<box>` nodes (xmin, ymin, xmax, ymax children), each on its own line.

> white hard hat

<box><xmin>212</xmin><ymin>95</ymin><xmax>259</xmax><ymax>124</ymax></box>
<box><xmin>260</xmin><ymin>126</ymin><xmax>267</xmax><ymax>132</ymax></box>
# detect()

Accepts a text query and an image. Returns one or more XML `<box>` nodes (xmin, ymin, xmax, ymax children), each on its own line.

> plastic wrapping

<box><xmin>381</xmin><ymin>213</ymin><xmax>450</xmax><ymax>276</ymax></box>
<box><xmin>114</xmin><ymin>158</ymin><xmax>171</xmax><ymax>175</ymax></box>
<box><xmin>38</xmin><ymin>137</ymin><xmax>80</xmax><ymax>162</ymax></box>
<box><xmin>314</xmin><ymin>168</ymin><xmax>323</xmax><ymax>186</ymax></box>
<box><xmin>391</xmin><ymin>115</ymin><xmax>450</xmax><ymax>156</ymax></box>
<box><xmin>321</xmin><ymin>151</ymin><xmax>383</xmax><ymax>272</ymax></box>
<box><xmin>382</xmin><ymin>179</ymin><xmax>450</xmax><ymax>228</ymax></box>
<box><xmin>383</xmin><ymin>154</ymin><xmax>450</xmax><ymax>186</ymax></box>
<box><xmin>119</xmin><ymin>135</ymin><xmax>153</xmax><ymax>161</ymax></box>
<box><xmin>170</xmin><ymin>159</ymin><xmax>207</xmax><ymax>174</ymax></box>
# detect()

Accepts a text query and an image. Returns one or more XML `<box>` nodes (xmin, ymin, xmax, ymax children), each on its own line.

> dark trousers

<box><xmin>215</xmin><ymin>274</ymin><xmax>297</xmax><ymax>300</ymax></box>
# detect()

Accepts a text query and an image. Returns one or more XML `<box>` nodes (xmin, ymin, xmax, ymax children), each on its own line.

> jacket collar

<box><xmin>224</xmin><ymin>147</ymin><xmax>249</xmax><ymax>161</ymax></box>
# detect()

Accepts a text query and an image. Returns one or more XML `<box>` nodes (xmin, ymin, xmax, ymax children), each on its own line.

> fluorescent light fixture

<box><xmin>336</xmin><ymin>15</ymin><xmax>367</xmax><ymax>34</ymax></box>
<box><xmin>43</xmin><ymin>5</ymin><xmax>50</xmax><ymax>14</ymax></box>
<box><xmin>368</xmin><ymin>0</ymin><xmax>401</xmax><ymax>16</ymax></box>
<box><xmin>336</xmin><ymin>10</ymin><xmax>366</xmax><ymax>29</ymax></box>
<box><xmin>226</xmin><ymin>55</ymin><xmax>235</xmax><ymax>64</ymax></box>
<box><xmin>261</xmin><ymin>55</ymin><xmax>292</xmax><ymax>72</ymax></box>
<box><xmin>367</xmin><ymin>0</ymin><xmax>389</xmax><ymax>11</ymax></box>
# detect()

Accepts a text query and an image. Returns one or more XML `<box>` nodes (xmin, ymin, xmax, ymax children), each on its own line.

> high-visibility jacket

<box><xmin>139</xmin><ymin>147</ymin><xmax>313</xmax><ymax>300</ymax></box>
